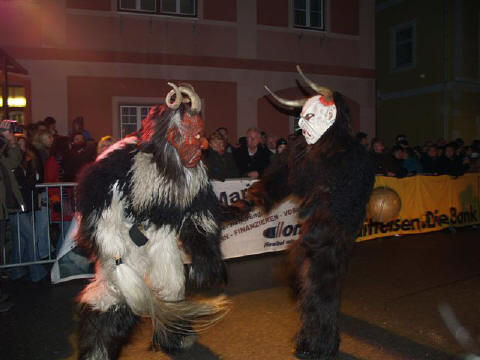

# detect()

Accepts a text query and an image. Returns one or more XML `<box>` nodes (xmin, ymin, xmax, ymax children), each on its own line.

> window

<box><xmin>161</xmin><ymin>0</ymin><xmax>195</xmax><ymax>16</ymax></box>
<box><xmin>294</xmin><ymin>0</ymin><xmax>325</xmax><ymax>30</ymax></box>
<box><xmin>119</xmin><ymin>105</ymin><xmax>151</xmax><ymax>138</ymax></box>
<box><xmin>0</xmin><ymin>86</ymin><xmax>27</xmax><ymax>124</ymax></box>
<box><xmin>391</xmin><ymin>22</ymin><xmax>416</xmax><ymax>70</ymax></box>
<box><xmin>118</xmin><ymin>0</ymin><xmax>196</xmax><ymax>17</ymax></box>
<box><xmin>119</xmin><ymin>0</ymin><xmax>156</xmax><ymax>13</ymax></box>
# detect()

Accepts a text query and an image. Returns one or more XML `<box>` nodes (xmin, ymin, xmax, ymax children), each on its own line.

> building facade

<box><xmin>376</xmin><ymin>0</ymin><xmax>480</xmax><ymax>146</ymax></box>
<box><xmin>0</xmin><ymin>0</ymin><xmax>375</xmax><ymax>142</ymax></box>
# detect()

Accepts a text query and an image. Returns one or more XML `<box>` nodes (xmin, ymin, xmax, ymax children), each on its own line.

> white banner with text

<box><xmin>213</xmin><ymin>179</ymin><xmax>301</xmax><ymax>259</ymax></box>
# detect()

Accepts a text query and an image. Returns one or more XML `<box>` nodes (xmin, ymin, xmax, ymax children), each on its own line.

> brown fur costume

<box><xmin>248</xmin><ymin>74</ymin><xmax>375</xmax><ymax>359</ymax></box>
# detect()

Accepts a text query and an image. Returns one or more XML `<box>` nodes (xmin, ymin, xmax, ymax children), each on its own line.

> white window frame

<box><xmin>118</xmin><ymin>0</ymin><xmax>196</xmax><ymax>17</ymax></box>
<box><xmin>391</xmin><ymin>21</ymin><xmax>416</xmax><ymax>71</ymax></box>
<box><xmin>293</xmin><ymin>0</ymin><xmax>325</xmax><ymax>31</ymax></box>
<box><xmin>119</xmin><ymin>104</ymin><xmax>152</xmax><ymax>138</ymax></box>
<box><xmin>160</xmin><ymin>0</ymin><xmax>196</xmax><ymax>16</ymax></box>
<box><xmin>118</xmin><ymin>0</ymin><xmax>157</xmax><ymax>13</ymax></box>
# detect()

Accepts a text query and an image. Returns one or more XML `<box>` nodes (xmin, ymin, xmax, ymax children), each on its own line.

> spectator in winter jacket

<box><xmin>62</xmin><ymin>132</ymin><xmax>96</xmax><ymax>182</ymax></box>
<box><xmin>234</xmin><ymin>127</ymin><xmax>271</xmax><ymax>179</ymax></box>
<box><xmin>9</xmin><ymin>134</ymin><xmax>48</xmax><ymax>282</ymax></box>
<box><xmin>204</xmin><ymin>131</ymin><xmax>239</xmax><ymax>181</ymax></box>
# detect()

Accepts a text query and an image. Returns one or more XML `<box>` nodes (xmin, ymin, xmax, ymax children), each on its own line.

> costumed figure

<box><xmin>76</xmin><ymin>83</ymin><xmax>228</xmax><ymax>360</ymax></box>
<box><xmin>248</xmin><ymin>66</ymin><xmax>375</xmax><ymax>359</ymax></box>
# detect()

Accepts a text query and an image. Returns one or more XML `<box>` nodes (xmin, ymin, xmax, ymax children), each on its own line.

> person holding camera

<box><xmin>0</xmin><ymin>120</ymin><xmax>24</xmax><ymax>311</ymax></box>
<box><xmin>0</xmin><ymin>120</ymin><xmax>24</xmax><ymax>246</ymax></box>
<box><xmin>0</xmin><ymin>120</ymin><xmax>48</xmax><ymax>284</ymax></box>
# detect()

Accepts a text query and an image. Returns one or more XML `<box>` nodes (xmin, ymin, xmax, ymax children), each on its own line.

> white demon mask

<box><xmin>264</xmin><ymin>65</ymin><xmax>337</xmax><ymax>144</ymax></box>
<box><xmin>298</xmin><ymin>95</ymin><xmax>337</xmax><ymax>144</ymax></box>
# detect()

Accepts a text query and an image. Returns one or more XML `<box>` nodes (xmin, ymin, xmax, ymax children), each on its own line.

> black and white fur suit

<box><xmin>248</xmin><ymin>68</ymin><xmax>375</xmax><ymax>359</ymax></box>
<box><xmin>75</xmin><ymin>84</ymin><xmax>227</xmax><ymax>360</ymax></box>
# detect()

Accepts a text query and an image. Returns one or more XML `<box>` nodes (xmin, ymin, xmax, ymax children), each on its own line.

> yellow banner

<box><xmin>358</xmin><ymin>174</ymin><xmax>480</xmax><ymax>241</ymax></box>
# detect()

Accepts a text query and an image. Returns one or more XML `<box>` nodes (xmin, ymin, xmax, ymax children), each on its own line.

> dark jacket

<box><xmin>369</xmin><ymin>151</ymin><xmax>395</xmax><ymax>175</ymax></box>
<box><xmin>204</xmin><ymin>149</ymin><xmax>239</xmax><ymax>181</ymax></box>
<box><xmin>0</xmin><ymin>141</ymin><xmax>24</xmax><ymax>219</ymax></box>
<box><xmin>390</xmin><ymin>157</ymin><xmax>408</xmax><ymax>178</ymax></box>
<box><xmin>14</xmin><ymin>158</ymin><xmax>41</xmax><ymax>212</ymax></box>
<box><xmin>234</xmin><ymin>146</ymin><xmax>271</xmax><ymax>177</ymax></box>
<box><xmin>438</xmin><ymin>156</ymin><xmax>468</xmax><ymax>177</ymax></box>
<box><xmin>421</xmin><ymin>155</ymin><xmax>441</xmax><ymax>174</ymax></box>
<box><xmin>62</xmin><ymin>143</ymin><xmax>96</xmax><ymax>182</ymax></box>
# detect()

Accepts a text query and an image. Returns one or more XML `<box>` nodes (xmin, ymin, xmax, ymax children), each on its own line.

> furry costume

<box><xmin>249</xmin><ymin>67</ymin><xmax>375</xmax><ymax>359</ymax></box>
<box><xmin>76</xmin><ymin>83</ymin><xmax>228</xmax><ymax>360</ymax></box>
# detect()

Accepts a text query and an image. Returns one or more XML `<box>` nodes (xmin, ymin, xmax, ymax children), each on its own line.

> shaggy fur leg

<box><xmin>78</xmin><ymin>303</ymin><xmax>139</xmax><ymax>360</ymax></box>
<box><xmin>295</xmin><ymin>258</ymin><xmax>341</xmax><ymax>359</ymax></box>
<box><xmin>294</xmin><ymin>239</ymin><xmax>342</xmax><ymax>360</ymax></box>
<box><xmin>151</xmin><ymin>320</ymin><xmax>197</xmax><ymax>355</ymax></box>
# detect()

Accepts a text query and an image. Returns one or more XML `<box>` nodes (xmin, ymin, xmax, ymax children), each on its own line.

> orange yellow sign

<box><xmin>358</xmin><ymin>174</ymin><xmax>480</xmax><ymax>241</ymax></box>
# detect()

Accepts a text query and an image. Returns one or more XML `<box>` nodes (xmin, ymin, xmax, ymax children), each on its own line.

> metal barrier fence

<box><xmin>0</xmin><ymin>182</ymin><xmax>77</xmax><ymax>270</ymax></box>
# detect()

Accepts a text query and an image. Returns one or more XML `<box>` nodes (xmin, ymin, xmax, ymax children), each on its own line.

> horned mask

<box><xmin>265</xmin><ymin>66</ymin><xmax>337</xmax><ymax>144</ymax></box>
<box><xmin>165</xmin><ymin>82</ymin><xmax>208</xmax><ymax>168</ymax></box>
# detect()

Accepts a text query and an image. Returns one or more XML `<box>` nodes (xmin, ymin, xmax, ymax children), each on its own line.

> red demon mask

<box><xmin>167</xmin><ymin>113</ymin><xmax>208</xmax><ymax>168</ymax></box>
<box><xmin>164</xmin><ymin>82</ymin><xmax>209</xmax><ymax>168</ymax></box>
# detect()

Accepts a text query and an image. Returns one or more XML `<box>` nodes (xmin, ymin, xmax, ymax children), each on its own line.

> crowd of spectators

<box><xmin>202</xmin><ymin>127</ymin><xmax>480</xmax><ymax>182</ymax></box>
<box><xmin>203</xmin><ymin>127</ymin><xmax>289</xmax><ymax>181</ymax></box>
<box><xmin>0</xmin><ymin>116</ymin><xmax>107</xmax><ymax>297</ymax></box>
<box><xmin>357</xmin><ymin>132</ymin><xmax>480</xmax><ymax>177</ymax></box>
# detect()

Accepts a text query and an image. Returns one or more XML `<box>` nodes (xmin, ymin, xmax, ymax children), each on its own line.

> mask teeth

<box><xmin>300</xmin><ymin>121</ymin><xmax>317</xmax><ymax>138</ymax></box>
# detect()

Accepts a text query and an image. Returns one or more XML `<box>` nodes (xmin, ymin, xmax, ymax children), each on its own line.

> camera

<box><xmin>0</xmin><ymin>120</ymin><xmax>23</xmax><ymax>149</ymax></box>
<box><xmin>0</xmin><ymin>120</ymin><xmax>24</xmax><ymax>134</ymax></box>
<box><xmin>11</xmin><ymin>121</ymin><xmax>24</xmax><ymax>134</ymax></box>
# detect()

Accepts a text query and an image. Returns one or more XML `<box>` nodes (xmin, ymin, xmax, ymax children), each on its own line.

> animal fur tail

<box><xmin>152</xmin><ymin>295</ymin><xmax>230</xmax><ymax>335</ymax></box>
<box><xmin>114</xmin><ymin>261</ymin><xmax>230</xmax><ymax>335</ymax></box>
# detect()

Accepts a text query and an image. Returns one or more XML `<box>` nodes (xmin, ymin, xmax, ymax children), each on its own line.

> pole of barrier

<box><xmin>46</xmin><ymin>189</ymin><xmax>51</xmax><ymax>260</ymax></box>
<box><xmin>15</xmin><ymin>212</ymin><xmax>21</xmax><ymax>264</ymax></box>
<box><xmin>31</xmin><ymin>189</ymin><xmax>37</xmax><ymax>261</ymax></box>
<box><xmin>60</xmin><ymin>184</ymin><xmax>65</xmax><ymax>252</ymax></box>
<box><xmin>0</xmin><ymin>182</ymin><xmax>78</xmax><ymax>270</ymax></box>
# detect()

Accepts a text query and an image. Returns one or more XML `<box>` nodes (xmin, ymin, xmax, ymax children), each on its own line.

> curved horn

<box><xmin>179</xmin><ymin>83</ymin><xmax>195</xmax><ymax>103</ymax></box>
<box><xmin>296</xmin><ymin>65</ymin><xmax>334</xmax><ymax>102</ymax></box>
<box><xmin>264</xmin><ymin>85</ymin><xmax>306</xmax><ymax>108</ymax></box>
<box><xmin>179</xmin><ymin>85</ymin><xmax>202</xmax><ymax>114</ymax></box>
<box><xmin>179</xmin><ymin>83</ymin><xmax>195</xmax><ymax>91</ymax></box>
<box><xmin>166</xmin><ymin>82</ymin><xmax>183</xmax><ymax>109</ymax></box>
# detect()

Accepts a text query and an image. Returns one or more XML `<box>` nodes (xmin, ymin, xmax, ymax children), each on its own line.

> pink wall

<box><xmin>67</xmin><ymin>77</ymin><xmax>237</xmax><ymax>141</ymax></box>
<box><xmin>0</xmin><ymin>6</ymin><xmax>43</xmax><ymax>47</ymax></box>
<box><xmin>65</xmin><ymin>14</ymin><xmax>238</xmax><ymax>57</ymax></box>
<box><xmin>204</xmin><ymin>0</ymin><xmax>237</xmax><ymax>22</ymax></box>
<box><xmin>331</xmin><ymin>0</ymin><xmax>359</xmax><ymax>35</ymax></box>
<box><xmin>1</xmin><ymin>2</ymin><xmax>371</xmax><ymax>69</ymax></box>
<box><xmin>0</xmin><ymin>0</ymin><xmax>375</xmax><ymax>141</ymax></box>
<box><xmin>7</xmin><ymin>47</ymin><xmax>374</xmax><ymax>79</ymax></box>
<box><xmin>257</xmin><ymin>0</ymin><xmax>289</xmax><ymax>27</ymax></box>
<box><xmin>257</xmin><ymin>30</ymin><xmax>362</xmax><ymax>67</ymax></box>
<box><xmin>66</xmin><ymin>0</ymin><xmax>111</xmax><ymax>11</ymax></box>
